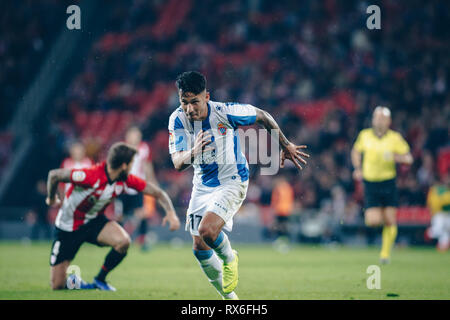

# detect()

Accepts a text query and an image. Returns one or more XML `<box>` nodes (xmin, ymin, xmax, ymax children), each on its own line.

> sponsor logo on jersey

<box><xmin>72</xmin><ymin>170</ymin><xmax>86</xmax><ymax>182</ymax></box>
<box><xmin>214</xmin><ymin>202</ymin><xmax>228</xmax><ymax>213</ymax></box>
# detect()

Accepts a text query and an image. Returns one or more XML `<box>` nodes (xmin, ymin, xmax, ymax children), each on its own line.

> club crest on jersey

<box><xmin>218</xmin><ymin>122</ymin><xmax>227</xmax><ymax>135</ymax></box>
<box><xmin>72</xmin><ymin>170</ymin><xmax>86</xmax><ymax>182</ymax></box>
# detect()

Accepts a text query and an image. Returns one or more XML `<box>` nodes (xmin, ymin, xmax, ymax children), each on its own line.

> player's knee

<box><xmin>365</xmin><ymin>217</ymin><xmax>382</xmax><ymax>227</ymax></box>
<box><xmin>114</xmin><ymin>235</ymin><xmax>131</xmax><ymax>253</ymax></box>
<box><xmin>198</xmin><ymin>225</ymin><xmax>217</xmax><ymax>244</ymax></box>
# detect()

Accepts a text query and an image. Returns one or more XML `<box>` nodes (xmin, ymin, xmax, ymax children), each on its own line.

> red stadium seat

<box><xmin>397</xmin><ymin>207</ymin><xmax>431</xmax><ymax>225</ymax></box>
<box><xmin>437</xmin><ymin>147</ymin><xmax>450</xmax><ymax>178</ymax></box>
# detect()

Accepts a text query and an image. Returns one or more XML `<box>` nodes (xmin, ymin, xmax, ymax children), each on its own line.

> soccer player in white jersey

<box><xmin>168</xmin><ymin>71</ymin><xmax>309</xmax><ymax>299</ymax></box>
<box><xmin>46</xmin><ymin>142</ymin><xmax>180</xmax><ymax>291</ymax></box>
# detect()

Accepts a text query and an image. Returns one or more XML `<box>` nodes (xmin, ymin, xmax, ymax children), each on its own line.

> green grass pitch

<box><xmin>0</xmin><ymin>241</ymin><xmax>449</xmax><ymax>300</ymax></box>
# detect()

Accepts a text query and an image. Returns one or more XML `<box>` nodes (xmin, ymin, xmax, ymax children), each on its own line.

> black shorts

<box><xmin>363</xmin><ymin>178</ymin><xmax>398</xmax><ymax>209</ymax></box>
<box><xmin>118</xmin><ymin>193</ymin><xmax>143</xmax><ymax>216</ymax></box>
<box><xmin>49</xmin><ymin>215</ymin><xmax>109</xmax><ymax>266</ymax></box>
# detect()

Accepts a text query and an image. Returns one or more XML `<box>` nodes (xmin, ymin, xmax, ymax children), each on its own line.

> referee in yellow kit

<box><xmin>351</xmin><ymin>106</ymin><xmax>413</xmax><ymax>264</ymax></box>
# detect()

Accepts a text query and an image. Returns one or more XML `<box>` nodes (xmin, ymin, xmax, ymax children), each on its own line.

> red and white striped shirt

<box><xmin>55</xmin><ymin>161</ymin><xmax>147</xmax><ymax>232</ymax></box>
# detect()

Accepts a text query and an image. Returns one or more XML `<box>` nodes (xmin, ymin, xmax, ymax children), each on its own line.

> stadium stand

<box><xmin>1</xmin><ymin>0</ymin><xmax>449</xmax><ymax>244</ymax></box>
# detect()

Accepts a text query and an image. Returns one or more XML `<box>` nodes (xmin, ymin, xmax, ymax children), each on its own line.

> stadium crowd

<box><xmin>2</xmin><ymin>0</ymin><xmax>449</xmax><ymax>238</ymax></box>
<box><xmin>0</xmin><ymin>0</ymin><xmax>76</xmax><ymax>178</ymax></box>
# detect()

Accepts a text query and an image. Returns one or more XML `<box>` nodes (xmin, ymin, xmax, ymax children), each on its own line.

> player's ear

<box><xmin>205</xmin><ymin>91</ymin><xmax>210</xmax><ymax>102</ymax></box>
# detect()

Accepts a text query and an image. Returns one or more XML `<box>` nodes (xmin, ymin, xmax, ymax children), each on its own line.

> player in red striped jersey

<box><xmin>46</xmin><ymin>142</ymin><xmax>180</xmax><ymax>291</ymax></box>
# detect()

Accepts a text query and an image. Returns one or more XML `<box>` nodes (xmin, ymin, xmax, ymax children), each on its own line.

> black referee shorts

<box><xmin>49</xmin><ymin>215</ymin><xmax>110</xmax><ymax>266</ymax></box>
<box><xmin>363</xmin><ymin>178</ymin><xmax>399</xmax><ymax>209</ymax></box>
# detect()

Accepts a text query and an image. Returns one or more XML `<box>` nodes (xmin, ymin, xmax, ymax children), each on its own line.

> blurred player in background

<box><xmin>169</xmin><ymin>71</ymin><xmax>309</xmax><ymax>299</ymax></box>
<box><xmin>271</xmin><ymin>176</ymin><xmax>294</xmax><ymax>241</ymax></box>
<box><xmin>426</xmin><ymin>170</ymin><xmax>450</xmax><ymax>251</ymax></box>
<box><xmin>351</xmin><ymin>106</ymin><xmax>413</xmax><ymax>264</ymax></box>
<box><xmin>116</xmin><ymin>126</ymin><xmax>158</xmax><ymax>251</ymax></box>
<box><xmin>60</xmin><ymin>141</ymin><xmax>93</xmax><ymax>193</ymax></box>
<box><xmin>27</xmin><ymin>179</ymin><xmax>52</xmax><ymax>240</ymax></box>
<box><xmin>46</xmin><ymin>142</ymin><xmax>180</xmax><ymax>291</ymax></box>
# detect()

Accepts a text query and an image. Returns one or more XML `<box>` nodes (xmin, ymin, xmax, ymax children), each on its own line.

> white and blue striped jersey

<box><xmin>168</xmin><ymin>101</ymin><xmax>257</xmax><ymax>188</ymax></box>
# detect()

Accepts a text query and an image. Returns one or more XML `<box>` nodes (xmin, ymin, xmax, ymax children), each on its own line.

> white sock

<box><xmin>209</xmin><ymin>232</ymin><xmax>235</xmax><ymax>264</ymax></box>
<box><xmin>193</xmin><ymin>249</ymin><xmax>236</xmax><ymax>299</ymax></box>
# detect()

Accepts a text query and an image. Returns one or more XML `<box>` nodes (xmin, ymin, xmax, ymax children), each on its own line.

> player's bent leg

<box><xmin>192</xmin><ymin>236</ymin><xmax>238</xmax><ymax>300</ymax></box>
<box><xmin>93</xmin><ymin>221</ymin><xmax>131</xmax><ymax>291</ymax></box>
<box><xmin>383</xmin><ymin>207</ymin><xmax>397</xmax><ymax>226</ymax></box>
<box><xmin>380</xmin><ymin>207</ymin><xmax>398</xmax><ymax>263</ymax></box>
<box><xmin>198</xmin><ymin>211</ymin><xmax>238</xmax><ymax>294</ymax></box>
<box><xmin>198</xmin><ymin>212</ymin><xmax>236</xmax><ymax>264</ymax></box>
<box><xmin>198</xmin><ymin>211</ymin><xmax>225</xmax><ymax>245</ymax></box>
<box><xmin>97</xmin><ymin>221</ymin><xmax>131</xmax><ymax>253</ymax></box>
<box><xmin>50</xmin><ymin>260</ymin><xmax>70</xmax><ymax>290</ymax></box>
<box><xmin>193</xmin><ymin>234</ymin><xmax>211</xmax><ymax>251</ymax></box>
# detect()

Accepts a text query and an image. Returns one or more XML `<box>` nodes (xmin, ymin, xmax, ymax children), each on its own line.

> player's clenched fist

<box><xmin>162</xmin><ymin>213</ymin><xmax>181</xmax><ymax>231</ymax></box>
<box><xmin>192</xmin><ymin>130</ymin><xmax>213</xmax><ymax>157</ymax></box>
<box><xmin>46</xmin><ymin>195</ymin><xmax>61</xmax><ymax>206</ymax></box>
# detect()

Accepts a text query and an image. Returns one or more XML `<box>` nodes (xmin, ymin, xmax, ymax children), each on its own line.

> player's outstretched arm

<box><xmin>142</xmin><ymin>181</ymin><xmax>180</xmax><ymax>231</ymax></box>
<box><xmin>394</xmin><ymin>152</ymin><xmax>413</xmax><ymax>165</ymax></box>
<box><xmin>255</xmin><ymin>108</ymin><xmax>309</xmax><ymax>170</ymax></box>
<box><xmin>46</xmin><ymin>168</ymin><xmax>71</xmax><ymax>206</ymax></box>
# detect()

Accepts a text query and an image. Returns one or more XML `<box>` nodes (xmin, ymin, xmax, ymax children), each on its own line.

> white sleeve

<box><xmin>221</xmin><ymin>102</ymin><xmax>257</xmax><ymax>128</ymax></box>
<box><xmin>168</xmin><ymin>112</ymin><xmax>189</xmax><ymax>154</ymax></box>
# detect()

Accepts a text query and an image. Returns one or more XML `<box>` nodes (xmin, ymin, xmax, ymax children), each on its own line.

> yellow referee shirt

<box><xmin>353</xmin><ymin>128</ymin><xmax>410</xmax><ymax>182</ymax></box>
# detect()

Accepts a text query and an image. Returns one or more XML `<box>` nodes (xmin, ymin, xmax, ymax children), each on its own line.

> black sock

<box><xmin>138</xmin><ymin>219</ymin><xmax>148</xmax><ymax>236</ymax></box>
<box><xmin>96</xmin><ymin>249</ymin><xmax>127</xmax><ymax>282</ymax></box>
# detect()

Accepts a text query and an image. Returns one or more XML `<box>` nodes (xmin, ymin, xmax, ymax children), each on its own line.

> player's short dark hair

<box><xmin>175</xmin><ymin>71</ymin><xmax>206</xmax><ymax>95</ymax></box>
<box><xmin>107</xmin><ymin>142</ymin><xmax>137</xmax><ymax>169</ymax></box>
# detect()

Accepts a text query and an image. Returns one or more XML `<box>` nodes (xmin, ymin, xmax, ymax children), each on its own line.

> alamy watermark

<box><xmin>170</xmin><ymin>124</ymin><xmax>281</xmax><ymax>176</ymax></box>
<box><xmin>366</xmin><ymin>265</ymin><xmax>381</xmax><ymax>289</ymax></box>
<box><xmin>66</xmin><ymin>264</ymin><xmax>82</xmax><ymax>289</ymax></box>
<box><xmin>66</xmin><ymin>5</ymin><xmax>81</xmax><ymax>30</ymax></box>
<box><xmin>366</xmin><ymin>5</ymin><xmax>381</xmax><ymax>30</ymax></box>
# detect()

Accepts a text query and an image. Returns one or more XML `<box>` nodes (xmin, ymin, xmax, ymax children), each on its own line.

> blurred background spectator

<box><xmin>60</xmin><ymin>141</ymin><xmax>94</xmax><ymax>193</ymax></box>
<box><xmin>426</xmin><ymin>170</ymin><xmax>450</xmax><ymax>251</ymax></box>
<box><xmin>271</xmin><ymin>176</ymin><xmax>295</xmax><ymax>241</ymax></box>
<box><xmin>25</xmin><ymin>179</ymin><xmax>52</xmax><ymax>240</ymax></box>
